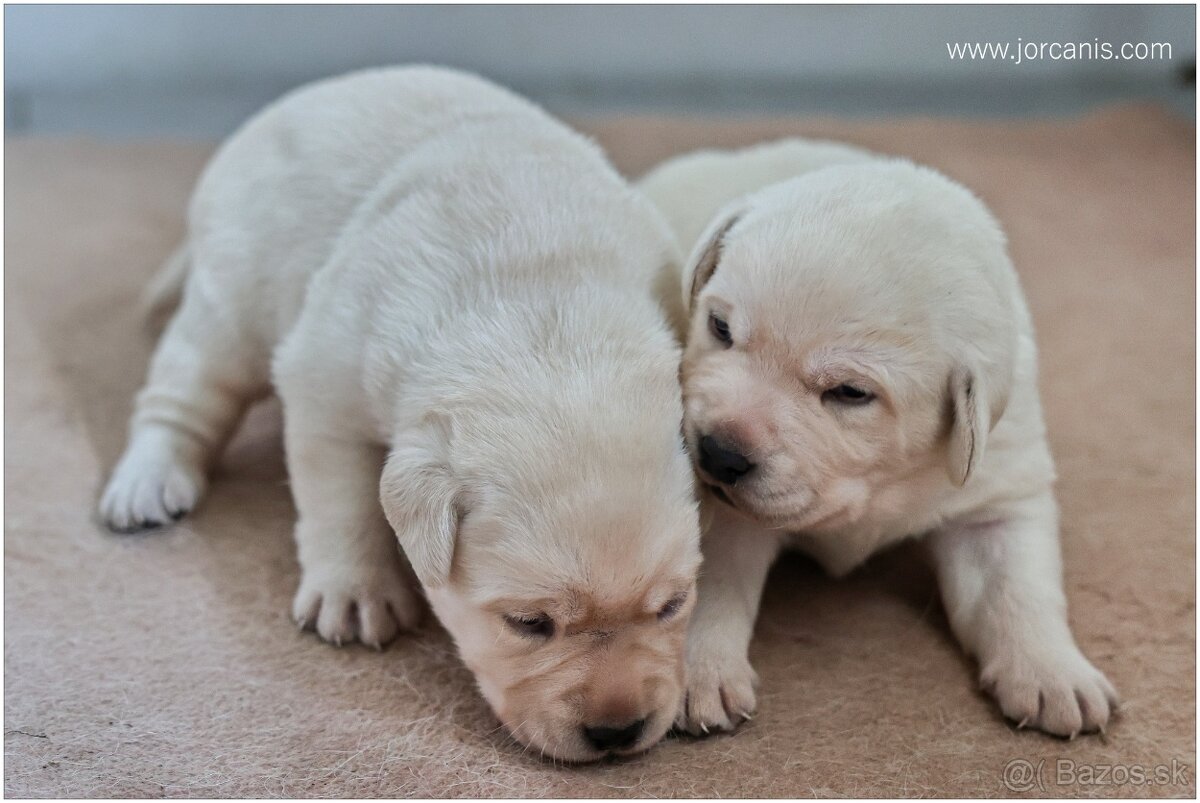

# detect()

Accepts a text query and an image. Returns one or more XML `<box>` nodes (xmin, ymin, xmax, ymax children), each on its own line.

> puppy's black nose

<box><xmin>583</xmin><ymin>719</ymin><xmax>646</xmax><ymax>752</ymax></box>
<box><xmin>699</xmin><ymin>435</ymin><xmax>754</xmax><ymax>485</ymax></box>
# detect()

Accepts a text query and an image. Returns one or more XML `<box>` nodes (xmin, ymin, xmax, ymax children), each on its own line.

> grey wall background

<box><xmin>5</xmin><ymin>4</ymin><xmax>1195</xmax><ymax>139</ymax></box>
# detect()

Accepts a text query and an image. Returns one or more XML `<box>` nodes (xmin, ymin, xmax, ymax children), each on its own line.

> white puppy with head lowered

<box><xmin>99</xmin><ymin>67</ymin><xmax>702</xmax><ymax>762</ymax></box>
<box><xmin>638</xmin><ymin>139</ymin><xmax>1117</xmax><ymax>738</ymax></box>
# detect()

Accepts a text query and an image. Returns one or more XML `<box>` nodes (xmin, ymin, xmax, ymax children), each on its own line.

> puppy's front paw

<box><xmin>674</xmin><ymin>651</ymin><xmax>758</xmax><ymax>737</ymax></box>
<box><xmin>99</xmin><ymin>436</ymin><xmax>206</xmax><ymax>532</ymax></box>
<box><xmin>292</xmin><ymin>559</ymin><xmax>422</xmax><ymax>649</ymax></box>
<box><xmin>981</xmin><ymin>646</ymin><xmax>1118</xmax><ymax>737</ymax></box>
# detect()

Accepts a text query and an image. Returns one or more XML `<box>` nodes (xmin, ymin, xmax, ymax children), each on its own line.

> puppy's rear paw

<box><xmin>292</xmin><ymin>561</ymin><xmax>422</xmax><ymax>649</ymax></box>
<box><xmin>674</xmin><ymin>652</ymin><xmax>758</xmax><ymax>737</ymax></box>
<box><xmin>982</xmin><ymin>647</ymin><xmax>1119</xmax><ymax>738</ymax></box>
<box><xmin>99</xmin><ymin>437</ymin><xmax>206</xmax><ymax>532</ymax></box>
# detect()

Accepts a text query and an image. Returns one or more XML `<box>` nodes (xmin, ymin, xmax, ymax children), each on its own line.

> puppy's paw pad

<box><xmin>982</xmin><ymin>649</ymin><xmax>1118</xmax><ymax>737</ymax></box>
<box><xmin>674</xmin><ymin>654</ymin><xmax>758</xmax><ymax>737</ymax></box>
<box><xmin>99</xmin><ymin>450</ymin><xmax>205</xmax><ymax>532</ymax></box>
<box><xmin>292</xmin><ymin>565</ymin><xmax>421</xmax><ymax>649</ymax></box>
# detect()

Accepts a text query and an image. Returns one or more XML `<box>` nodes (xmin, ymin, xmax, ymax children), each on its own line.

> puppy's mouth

<box><xmin>692</xmin><ymin>462</ymin><xmax>740</xmax><ymax>510</ymax></box>
<box><xmin>738</xmin><ymin>495</ymin><xmax>848</xmax><ymax>532</ymax></box>
<box><xmin>706</xmin><ymin>482</ymin><xmax>737</xmax><ymax>509</ymax></box>
<box><xmin>690</xmin><ymin>450</ymin><xmax>738</xmax><ymax>508</ymax></box>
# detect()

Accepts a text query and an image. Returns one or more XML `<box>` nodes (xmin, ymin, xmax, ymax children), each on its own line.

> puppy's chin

<box><xmin>705</xmin><ymin>479</ymin><xmax>855</xmax><ymax>533</ymax></box>
<box><xmin>703</xmin><ymin>481</ymin><xmax>791</xmax><ymax>526</ymax></box>
<box><xmin>693</xmin><ymin>465</ymin><xmax>798</xmax><ymax>525</ymax></box>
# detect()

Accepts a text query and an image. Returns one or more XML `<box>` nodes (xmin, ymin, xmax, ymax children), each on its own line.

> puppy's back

<box><xmin>182</xmin><ymin>66</ymin><xmax>632</xmax><ymax>345</ymax></box>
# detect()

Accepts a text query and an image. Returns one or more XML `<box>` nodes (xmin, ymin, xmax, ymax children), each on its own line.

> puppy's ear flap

<box><xmin>681</xmin><ymin>204</ymin><xmax>744</xmax><ymax>314</ymax></box>
<box><xmin>947</xmin><ymin>368</ymin><xmax>990</xmax><ymax>487</ymax></box>
<box><xmin>380</xmin><ymin>423</ymin><xmax>461</xmax><ymax>588</ymax></box>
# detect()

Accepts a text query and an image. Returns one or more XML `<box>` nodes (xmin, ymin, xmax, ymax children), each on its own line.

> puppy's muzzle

<box><xmin>699</xmin><ymin>434</ymin><xmax>755</xmax><ymax>485</ymax></box>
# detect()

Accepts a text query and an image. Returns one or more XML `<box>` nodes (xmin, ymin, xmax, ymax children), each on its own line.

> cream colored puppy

<box><xmin>99</xmin><ymin>67</ymin><xmax>701</xmax><ymax>762</ymax></box>
<box><xmin>638</xmin><ymin>139</ymin><xmax>1117</xmax><ymax>738</ymax></box>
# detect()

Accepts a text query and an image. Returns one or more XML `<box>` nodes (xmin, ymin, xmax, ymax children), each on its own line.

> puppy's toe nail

<box><xmin>739</xmin><ymin>711</ymin><xmax>754</xmax><ymax>722</ymax></box>
<box><xmin>699</xmin><ymin>723</ymin><xmax>709</xmax><ymax>735</ymax></box>
<box><xmin>1016</xmin><ymin>717</ymin><xmax>1030</xmax><ymax>730</ymax></box>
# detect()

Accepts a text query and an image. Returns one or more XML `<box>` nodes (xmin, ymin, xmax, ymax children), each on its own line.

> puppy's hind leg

<box><xmin>99</xmin><ymin>287</ymin><xmax>265</xmax><ymax>532</ymax></box>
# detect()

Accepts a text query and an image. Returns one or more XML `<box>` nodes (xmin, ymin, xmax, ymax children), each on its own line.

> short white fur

<box><xmin>638</xmin><ymin>138</ymin><xmax>1117</xmax><ymax>739</ymax></box>
<box><xmin>100</xmin><ymin>66</ymin><xmax>701</xmax><ymax>762</ymax></box>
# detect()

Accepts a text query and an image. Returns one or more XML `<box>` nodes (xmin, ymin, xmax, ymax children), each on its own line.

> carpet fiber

<box><xmin>4</xmin><ymin>106</ymin><xmax>1195</xmax><ymax>798</ymax></box>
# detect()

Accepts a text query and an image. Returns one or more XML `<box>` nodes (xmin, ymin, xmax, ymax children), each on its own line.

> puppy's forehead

<box><xmin>709</xmin><ymin>166</ymin><xmax>1006</xmax><ymax>352</ymax></box>
<box><xmin>457</xmin><ymin>489</ymin><xmax>700</xmax><ymax>598</ymax></box>
<box><xmin>711</xmin><ymin>235</ymin><xmax>937</xmax><ymax>354</ymax></box>
<box><xmin>727</xmin><ymin>162</ymin><xmax>1004</xmax><ymax>289</ymax></box>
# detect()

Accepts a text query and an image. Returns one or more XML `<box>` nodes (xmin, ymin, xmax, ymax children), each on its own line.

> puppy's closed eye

<box><xmin>823</xmin><ymin>384</ymin><xmax>875</xmax><ymax>406</ymax></box>
<box><xmin>708</xmin><ymin>312</ymin><xmax>733</xmax><ymax>347</ymax></box>
<box><xmin>657</xmin><ymin>592</ymin><xmax>688</xmax><ymax>621</ymax></box>
<box><xmin>504</xmin><ymin>613</ymin><xmax>555</xmax><ymax>639</ymax></box>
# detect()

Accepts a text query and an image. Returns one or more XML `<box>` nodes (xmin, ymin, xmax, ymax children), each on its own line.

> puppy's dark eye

<box><xmin>708</xmin><ymin>312</ymin><xmax>733</xmax><ymax>347</ymax></box>
<box><xmin>657</xmin><ymin>593</ymin><xmax>688</xmax><ymax>622</ymax></box>
<box><xmin>823</xmin><ymin>384</ymin><xmax>876</xmax><ymax>406</ymax></box>
<box><xmin>504</xmin><ymin>613</ymin><xmax>555</xmax><ymax>639</ymax></box>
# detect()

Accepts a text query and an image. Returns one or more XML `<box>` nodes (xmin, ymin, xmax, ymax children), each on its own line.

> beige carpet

<box><xmin>4</xmin><ymin>106</ymin><xmax>1195</xmax><ymax>798</ymax></box>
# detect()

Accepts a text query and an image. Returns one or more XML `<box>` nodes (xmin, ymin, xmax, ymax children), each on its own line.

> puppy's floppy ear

<box><xmin>681</xmin><ymin>204</ymin><xmax>744</xmax><ymax>314</ymax></box>
<box><xmin>947</xmin><ymin>368</ymin><xmax>990</xmax><ymax>487</ymax></box>
<box><xmin>380</xmin><ymin>421</ymin><xmax>461</xmax><ymax>588</ymax></box>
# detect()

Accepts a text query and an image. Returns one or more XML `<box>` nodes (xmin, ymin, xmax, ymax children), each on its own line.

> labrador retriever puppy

<box><xmin>638</xmin><ymin>139</ymin><xmax>1117</xmax><ymax>738</ymax></box>
<box><xmin>99</xmin><ymin>66</ymin><xmax>701</xmax><ymax>762</ymax></box>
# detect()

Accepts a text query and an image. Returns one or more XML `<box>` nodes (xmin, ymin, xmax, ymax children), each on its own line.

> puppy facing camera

<box><xmin>640</xmin><ymin>139</ymin><xmax>1117</xmax><ymax>739</ymax></box>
